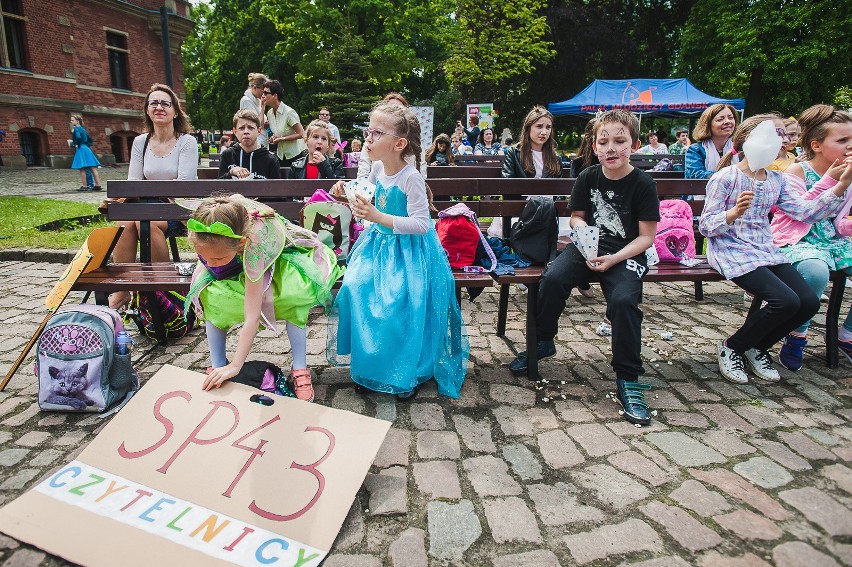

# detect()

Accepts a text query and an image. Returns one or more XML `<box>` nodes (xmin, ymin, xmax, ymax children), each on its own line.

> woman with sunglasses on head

<box><xmin>108</xmin><ymin>83</ymin><xmax>198</xmax><ymax>310</ymax></box>
<box><xmin>474</xmin><ymin>127</ymin><xmax>504</xmax><ymax>156</ymax></box>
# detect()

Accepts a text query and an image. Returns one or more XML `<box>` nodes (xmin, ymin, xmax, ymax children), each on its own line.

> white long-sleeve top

<box><xmin>367</xmin><ymin>161</ymin><xmax>430</xmax><ymax>235</ymax></box>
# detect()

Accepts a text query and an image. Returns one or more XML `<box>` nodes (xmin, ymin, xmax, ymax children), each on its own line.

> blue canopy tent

<box><xmin>548</xmin><ymin>79</ymin><xmax>745</xmax><ymax>126</ymax></box>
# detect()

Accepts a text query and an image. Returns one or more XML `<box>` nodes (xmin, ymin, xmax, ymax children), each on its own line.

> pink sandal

<box><xmin>291</xmin><ymin>368</ymin><xmax>314</xmax><ymax>402</ymax></box>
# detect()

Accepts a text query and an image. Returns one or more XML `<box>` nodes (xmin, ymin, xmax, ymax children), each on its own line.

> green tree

<box><xmin>260</xmin><ymin>0</ymin><xmax>457</xmax><ymax>105</ymax></box>
<box><xmin>677</xmin><ymin>0</ymin><xmax>852</xmax><ymax>115</ymax></box>
<box><xmin>445</xmin><ymin>0</ymin><xmax>555</xmax><ymax>119</ymax></box>
<box><xmin>834</xmin><ymin>87</ymin><xmax>852</xmax><ymax>111</ymax></box>
<box><xmin>182</xmin><ymin>0</ymin><xmax>296</xmax><ymax>131</ymax></box>
<box><xmin>308</xmin><ymin>29</ymin><xmax>378</xmax><ymax>141</ymax></box>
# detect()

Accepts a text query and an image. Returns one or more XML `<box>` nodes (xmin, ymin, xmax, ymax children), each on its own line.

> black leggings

<box><xmin>728</xmin><ymin>263</ymin><xmax>820</xmax><ymax>353</ymax></box>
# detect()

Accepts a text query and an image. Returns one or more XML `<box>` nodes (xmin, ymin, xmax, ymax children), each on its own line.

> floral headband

<box><xmin>186</xmin><ymin>218</ymin><xmax>242</xmax><ymax>239</ymax></box>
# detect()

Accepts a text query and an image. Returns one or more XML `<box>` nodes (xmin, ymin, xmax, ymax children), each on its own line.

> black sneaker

<box><xmin>615</xmin><ymin>378</ymin><xmax>653</xmax><ymax>426</ymax></box>
<box><xmin>76</xmin><ymin>186</ymin><xmax>90</xmax><ymax>192</ymax></box>
<box><xmin>509</xmin><ymin>340</ymin><xmax>556</xmax><ymax>375</ymax></box>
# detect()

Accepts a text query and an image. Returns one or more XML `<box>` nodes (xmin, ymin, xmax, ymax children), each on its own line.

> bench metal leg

<box><xmin>169</xmin><ymin>235</ymin><xmax>181</xmax><ymax>263</ymax></box>
<box><xmin>825</xmin><ymin>275</ymin><xmax>845</xmax><ymax>369</ymax></box>
<box><xmin>526</xmin><ymin>282</ymin><xmax>539</xmax><ymax>380</ymax></box>
<box><xmin>694</xmin><ymin>281</ymin><xmax>704</xmax><ymax>301</ymax></box>
<box><xmin>455</xmin><ymin>286</ymin><xmax>462</xmax><ymax>305</ymax></box>
<box><xmin>497</xmin><ymin>284</ymin><xmax>510</xmax><ymax>337</ymax></box>
<box><xmin>94</xmin><ymin>292</ymin><xmax>109</xmax><ymax>306</ymax></box>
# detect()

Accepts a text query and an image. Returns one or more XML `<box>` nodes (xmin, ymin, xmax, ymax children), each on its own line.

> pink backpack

<box><xmin>654</xmin><ymin>199</ymin><xmax>696</xmax><ymax>263</ymax></box>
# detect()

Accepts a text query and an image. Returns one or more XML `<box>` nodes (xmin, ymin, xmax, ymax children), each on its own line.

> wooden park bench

<box><xmin>72</xmin><ymin>179</ymin><xmax>495</xmax><ymax>343</ymax></box>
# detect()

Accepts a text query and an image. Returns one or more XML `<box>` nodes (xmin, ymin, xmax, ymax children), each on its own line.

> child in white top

<box><xmin>329</xmin><ymin>104</ymin><xmax>468</xmax><ymax>400</ymax></box>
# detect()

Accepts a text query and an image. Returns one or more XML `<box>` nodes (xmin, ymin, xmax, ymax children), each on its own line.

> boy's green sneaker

<box><xmin>615</xmin><ymin>378</ymin><xmax>653</xmax><ymax>426</ymax></box>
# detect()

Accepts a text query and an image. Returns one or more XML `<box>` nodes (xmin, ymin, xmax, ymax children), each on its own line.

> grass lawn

<box><xmin>0</xmin><ymin>197</ymin><xmax>196</xmax><ymax>252</ymax></box>
<box><xmin>0</xmin><ymin>197</ymin><xmax>113</xmax><ymax>250</ymax></box>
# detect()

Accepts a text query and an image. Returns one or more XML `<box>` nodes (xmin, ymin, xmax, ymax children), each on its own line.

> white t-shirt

<box><xmin>532</xmin><ymin>150</ymin><xmax>544</xmax><ymax>178</ymax></box>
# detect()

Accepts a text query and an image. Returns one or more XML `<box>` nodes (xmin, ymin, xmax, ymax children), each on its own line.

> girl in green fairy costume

<box><xmin>181</xmin><ymin>194</ymin><xmax>342</xmax><ymax>401</ymax></box>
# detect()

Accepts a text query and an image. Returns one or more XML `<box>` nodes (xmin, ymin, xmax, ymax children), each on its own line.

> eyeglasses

<box><xmin>775</xmin><ymin>127</ymin><xmax>792</xmax><ymax>141</ymax></box>
<box><xmin>363</xmin><ymin>127</ymin><xmax>401</xmax><ymax>141</ymax></box>
<box><xmin>262</xmin><ymin>91</ymin><xmax>273</xmax><ymax>96</ymax></box>
<box><xmin>319</xmin><ymin>113</ymin><xmax>330</xmax><ymax>117</ymax></box>
<box><xmin>147</xmin><ymin>99</ymin><xmax>172</xmax><ymax>109</ymax></box>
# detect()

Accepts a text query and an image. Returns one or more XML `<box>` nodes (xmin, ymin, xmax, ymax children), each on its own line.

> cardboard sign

<box><xmin>0</xmin><ymin>365</ymin><xmax>390</xmax><ymax>566</ymax></box>
<box><xmin>45</xmin><ymin>226</ymin><xmax>121</xmax><ymax>311</ymax></box>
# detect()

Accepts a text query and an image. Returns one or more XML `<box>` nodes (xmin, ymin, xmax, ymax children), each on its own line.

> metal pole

<box><xmin>160</xmin><ymin>6</ymin><xmax>173</xmax><ymax>87</ymax></box>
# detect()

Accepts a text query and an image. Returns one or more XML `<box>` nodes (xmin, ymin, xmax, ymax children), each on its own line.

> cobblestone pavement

<box><xmin>0</xmin><ymin>166</ymin><xmax>131</xmax><ymax>204</ymax></box>
<box><xmin>0</xmin><ymin>159</ymin><xmax>211</xmax><ymax>203</ymax></box>
<box><xmin>0</xmin><ymin>261</ymin><xmax>850</xmax><ymax>566</ymax></box>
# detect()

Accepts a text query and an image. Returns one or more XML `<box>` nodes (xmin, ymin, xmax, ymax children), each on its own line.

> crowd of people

<box><xmin>80</xmin><ymin>71</ymin><xmax>851</xmax><ymax>427</ymax></box>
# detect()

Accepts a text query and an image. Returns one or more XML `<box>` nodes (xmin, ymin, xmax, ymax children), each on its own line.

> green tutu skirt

<box><xmin>198</xmin><ymin>246</ymin><xmax>341</xmax><ymax>330</ymax></box>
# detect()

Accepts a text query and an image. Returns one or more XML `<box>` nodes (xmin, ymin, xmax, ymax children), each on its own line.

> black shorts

<box><xmin>166</xmin><ymin>220</ymin><xmax>187</xmax><ymax>238</ymax></box>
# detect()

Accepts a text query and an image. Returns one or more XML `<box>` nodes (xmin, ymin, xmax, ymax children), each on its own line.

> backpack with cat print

<box><xmin>654</xmin><ymin>199</ymin><xmax>696</xmax><ymax>263</ymax></box>
<box><xmin>36</xmin><ymin>305</ymin><xmax>139</xmax><ymax>412</ymax></box>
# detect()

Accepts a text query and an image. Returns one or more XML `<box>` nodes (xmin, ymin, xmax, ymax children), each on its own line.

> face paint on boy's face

<box><xmin>593</xmin><ymin>125</ymin><xmax>633</xmax><ymax>168</ymax></box>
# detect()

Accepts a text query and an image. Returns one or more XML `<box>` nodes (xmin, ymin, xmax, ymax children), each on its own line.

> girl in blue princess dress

<box><xmin>329</xmin><ymin>103</ymin><xmax>469</xmax><ymax>400</ymax></box>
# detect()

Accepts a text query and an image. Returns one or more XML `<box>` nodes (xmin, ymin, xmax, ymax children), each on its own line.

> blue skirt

<box><xmin>71</xmin><ymin>146</ymin><xmax>101</xmax><ymax>169</ymax></box>
<box><xmin>328</xmin><ymin>225</ymin><xmax>469</xmax><ymax>397</ymax></box>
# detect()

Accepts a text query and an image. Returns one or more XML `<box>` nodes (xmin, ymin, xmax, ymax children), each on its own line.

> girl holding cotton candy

<box><xmin>699</xmin><ymin>114</ymin><xmax>852</xmax><ymax>385</ymax></box>
<box><xmin>769</xmin><ymin>105</ymin><xmax>852</xmax><ymax>370</ymax></box>
<box><xmin>327</xmin><ymin>103</ymin><xmax>469</xmax><ymax>401</ymax></box>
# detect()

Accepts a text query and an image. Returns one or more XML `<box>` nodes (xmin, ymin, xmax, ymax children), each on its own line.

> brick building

<box><xmin>0</xmin><ymin>0</ymin><xmax>193</xmax><ymax>169</ymax></box>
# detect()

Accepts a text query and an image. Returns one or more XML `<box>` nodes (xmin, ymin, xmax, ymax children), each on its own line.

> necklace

<box><xmin>150</xmin><ymin>136</ymin><xmax>177</xmax><ymax>157</ymax></box>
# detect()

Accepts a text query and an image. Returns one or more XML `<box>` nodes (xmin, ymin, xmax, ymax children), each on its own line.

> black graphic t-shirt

<box><xmin>569</xmin><ymin>165</ymin><xmax>660</xmax><ymax>259</ymax></box>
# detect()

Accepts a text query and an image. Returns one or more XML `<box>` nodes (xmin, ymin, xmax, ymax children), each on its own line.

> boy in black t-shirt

<box><xmin>510</xmin><ymin>109</ymin><xmax>661</xmax><ymax>425</ymax></box>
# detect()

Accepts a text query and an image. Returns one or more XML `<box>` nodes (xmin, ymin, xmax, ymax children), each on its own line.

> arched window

<box><xmin>109</xmin><ymin>131</ymin><xmax>138</xmax><ymax>163</ymax></box>
<box><xmin>18</xmin><ymin>129</ymin><xmax>45</xmax><ymax>166</ymax></box>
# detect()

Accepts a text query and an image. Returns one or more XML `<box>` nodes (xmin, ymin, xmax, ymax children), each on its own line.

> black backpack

<box><xmin>509</xmin><ymin>196</ymin><xmax>558</xmax><ymax>265</ymax></box>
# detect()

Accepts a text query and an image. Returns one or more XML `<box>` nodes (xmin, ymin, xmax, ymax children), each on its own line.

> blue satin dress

<box><xmin>329</xmin><ymin>178</ymin><xmax>468</xmax><ymax>397</ymax></box>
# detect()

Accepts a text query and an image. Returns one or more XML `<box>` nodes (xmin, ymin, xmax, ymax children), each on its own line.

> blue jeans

<box><xmin>792</xmin><ymin>259</ymin><xmax>852</xmax><ymax>334</ymax></box>
<box><xmin>84</xmin><ymin>168</ymin><xmax>94</xmax><ymax>187</ymax></box>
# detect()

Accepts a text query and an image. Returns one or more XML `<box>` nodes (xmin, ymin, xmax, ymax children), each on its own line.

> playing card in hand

<box><xmin>343</xmin><ymin>179</ymin><xmax>376</xmax><ymax>204</ymax></box>
<box><xmin>569</xmin><ymin>226</ymin><xmax>600</xmax><ymax>262</ymax></box>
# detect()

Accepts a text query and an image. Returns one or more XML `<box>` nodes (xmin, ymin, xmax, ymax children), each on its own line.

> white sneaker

<box><xmin>717</xmin><ymin>342</ymin><xmax>748</xmax><ymax>384</ymax></box>
<box><xmin>744</xmin><ymin>348</ymin><xmax>781</xmax><ymax>382</ymax></box>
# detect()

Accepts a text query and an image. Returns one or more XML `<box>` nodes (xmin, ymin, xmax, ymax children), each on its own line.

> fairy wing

<box><xmin>239</xmin><ymin>198</ymin><xmax>288</xmax><ymax>283</ymax></box>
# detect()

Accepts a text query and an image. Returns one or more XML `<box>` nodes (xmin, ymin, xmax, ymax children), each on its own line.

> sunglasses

<box><xmin>147</xmin><ymin>99</ymin><xmax>172</xmax><ymax>109</ymax></box>
<box><xmin>262</xmin><ymin>91</ymin><xmax>273</xmax><ymax>96</ymax></box>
